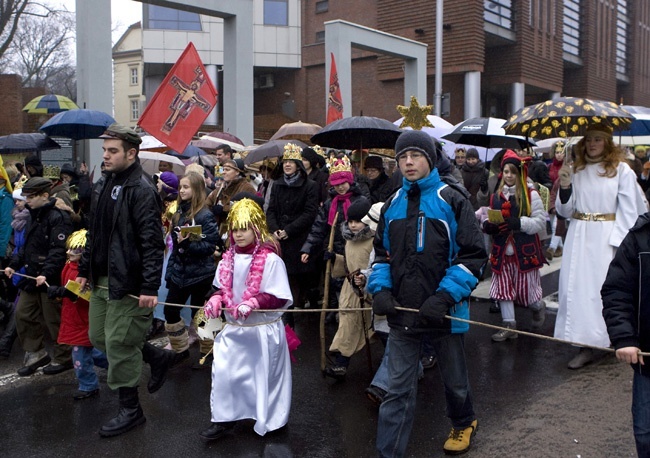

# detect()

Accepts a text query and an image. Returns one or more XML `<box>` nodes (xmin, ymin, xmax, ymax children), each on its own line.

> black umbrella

<box><xmin>243</xmin><ymin>139</ymin><xmax>308</xmax><ymax>165</ymax></box>
<box><xmin>310</xmin><ymin>116</ymin><xmax>402</xmax><ymax>150</ymax></box>
<box><xmin>442</xmin><ymin>117</ymin><xmax>536</xmax><ymax>150</ymax></box>
<box><xmin>0</xmin><ymin>133</ymin><xmax>61</xmax><ymax>154</ymax></box>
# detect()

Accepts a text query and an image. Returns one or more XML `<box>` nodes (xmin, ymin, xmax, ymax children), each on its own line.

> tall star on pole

<box><xmin>397</xmin><ymin>96</ymin><xmax>434</xmax><ymax>130</ymax></box>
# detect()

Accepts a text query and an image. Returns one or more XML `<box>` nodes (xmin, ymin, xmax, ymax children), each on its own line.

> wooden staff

<box><xmin>320</xmin><ymin>212</ymin><xmax>338</xmax><ymax>373</ymax></box>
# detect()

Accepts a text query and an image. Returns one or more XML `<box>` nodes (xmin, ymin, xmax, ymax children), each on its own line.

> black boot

<box><xmin>141</xmin><ymin>342</ymin><xmax>175</xmax><ymax>394</ymax></box>
<box><xmin>99</xmin><ymin>387</ymin><xmax>145</xmax><ymax>437</ymax></box>
<box><xmin>0</xmin><ymin>303</ymin><xmax>17</xmax><ymax>358</ymax></box>
<box><xmin>199</xmin><ymin>421</ymin><xmax>236</xmax><ymax>441</ymax></box>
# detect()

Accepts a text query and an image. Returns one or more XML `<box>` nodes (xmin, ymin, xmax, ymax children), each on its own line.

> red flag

<box><xmin>326</xmin><ymin>53</ymin><xmax>343</xmax><ymax>125</ymax></box>
<box><xmin>138</xmin><ymin>42</ymin><xmax>218</xmax><ymax>153</ymax></box>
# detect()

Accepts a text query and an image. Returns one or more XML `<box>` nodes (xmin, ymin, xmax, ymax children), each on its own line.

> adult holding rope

<box><xmin>368</xmin><ymin>130</ymin><xmax>487</xmax><ymax>457</ymax></box>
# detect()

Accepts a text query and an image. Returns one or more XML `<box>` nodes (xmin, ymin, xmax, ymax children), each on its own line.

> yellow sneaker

<box><xmin>443</xmin><ymin>419</ymin><xmax>478</xmax><ymax>455</ymax></box>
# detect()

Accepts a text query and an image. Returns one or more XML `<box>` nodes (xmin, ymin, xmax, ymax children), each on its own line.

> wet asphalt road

<box><xmin>0</xmin><ymin>296</ymin><xmax>638</xmax><ymax>457</ymax></box>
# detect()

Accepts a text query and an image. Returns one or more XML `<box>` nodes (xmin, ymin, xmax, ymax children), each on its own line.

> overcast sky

<box><xmin>58</xmin><ymin>0</ymin><xmax>143</xmax><ymax>45</ymax></box>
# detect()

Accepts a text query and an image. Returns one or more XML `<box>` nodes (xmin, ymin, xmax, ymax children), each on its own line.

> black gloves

<box><xmin>372</xmin><ymin>290</ymin><xmax>398</xmax><ymax>316</ymax></box>
<box><xmin>506</xmin><ymin>217</ymin><xmax>521</xmax><ymax>231</ymax></box>
<box><xmin>322</xmin><ymin>251</ymin><xmax>335</xmax><ymax>261</ymax></box>
<box><xmin>482</xmin><ymin>221</ymin><xmax>501</xmax><ymax>235</ymax></box>
<box><xmin>47</xmin><ymin>286</ymin><xmax>77</xmax><ymax>301</ymax></box>
<box><xmin>480</xmin><ymin>174</ymin><xmax>488</xmax><ymax>192</ymax></box>
<box><xmin>419</xmin><ymin>291</ymin><xmax>455</xmax><ymax>326</ymax></box>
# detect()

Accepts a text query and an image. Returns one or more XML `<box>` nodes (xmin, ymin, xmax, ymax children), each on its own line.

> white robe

<box><xmin>554</xmin><ymin>162</ymin><xmax>646</xmax><ymax>347</ymax></box>
<box><xmin>209</xmin><ymin>251</ymin><xmax>293</xmax><ymax>435</ymax></box>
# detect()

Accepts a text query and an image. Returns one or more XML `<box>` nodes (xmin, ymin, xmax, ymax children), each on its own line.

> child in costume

<box><xmin>47</xmin><ymin>229</ymin><xmax>108</xmax><ymax>399</ymax></box>
<box><xmin>199</xmin><ymin>198</ymin><xmax>293</xmax><ymax>441</ymax></box>
<box><xmin>481</xmin><ymin>150</ymin><xmax>547</xmax><ymax>341</ymax></box>
<box><xmin>324</xmin><ymin>197</ymin><xmax>375</xmax><ymax>381</ymax></box>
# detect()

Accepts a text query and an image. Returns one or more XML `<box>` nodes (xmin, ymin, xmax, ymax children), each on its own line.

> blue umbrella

<box><xmin>617</xmin><ymin>106</ymin><xmax>650</xmax><ymax>137</ymax></box>
<box><xmin>166</xmin><ymin>145</ymin><xmax>206</xmax><ymax>158</ymax></box>
<box><xmin>39</xmin><ymin>109</ymin><xmax>115</xmax><ymax>140</ymax></box>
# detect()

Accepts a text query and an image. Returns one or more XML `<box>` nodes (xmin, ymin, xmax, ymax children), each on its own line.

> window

<box><xmin>144</xmin><ymin>5</ymin><xmax>202</xmax><ymax>31</ymax></box>
<box><xmin>484</xmin><ymin>0</ymin><xmax>513</xmax><ymax>30</ymax></box>
<box><xmin>130</xmin><ymin>67</ymin><xmax>138</xmax><ymax>86</ymax></box>
<box><xmin>315</xmin><ymin>31</ymin><xmax>325</xmax><ymax>43</ymax></box>
<box><xmin>316</xmin><ymin>1</ymin><xmax>329</xmax><ymax>13</ymax></box>
<box><xmin>130</xmin><ymin>100</ymin><xmax>140</xmax><ymax>120</ymax></box>
<box><xmin>616</xmin><ymin>0</ymin><xmax>629</xmax><ymax>74</ymax></box>
<box><xmin>264</xmin><ymin>0</ymin><xmax>288</xmax><ymax>26</ymax></box>
<box><xmin>563</xmin><ymin>0</ymin><xmax>581</xmax><ymax>56</ymax></box>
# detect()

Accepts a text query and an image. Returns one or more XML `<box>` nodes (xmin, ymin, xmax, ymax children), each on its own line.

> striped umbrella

<box><xmin>22</xmin><ymin>94</ymin><xmax>79</xmax><ymax>114</ymax></box>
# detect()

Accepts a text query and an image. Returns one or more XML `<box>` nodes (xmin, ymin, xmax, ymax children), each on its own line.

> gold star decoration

<box><xmin>397</xmin><ymin>96</ymin><xmax>434</xmax><ymax>130</ymax></box>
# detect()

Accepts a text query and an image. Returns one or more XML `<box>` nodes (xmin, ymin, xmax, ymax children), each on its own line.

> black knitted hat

<box><xmin>301</xmin><ymin>147</ymin><xmax>320</xmax><ymax>168</ymax></box>
<box><xmin>346</xmin><ymin>197</ymin><xmax>372</xmax><ymax>222</ymax></box>
<box><xmin>394</xmin><ymin>130</ymin><xmax>436</xmax><ymax>169</ymax></box>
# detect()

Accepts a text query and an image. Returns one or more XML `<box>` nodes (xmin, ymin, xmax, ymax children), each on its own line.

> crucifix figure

<box><xmin>162</xmin><ymin>67</ymin><xmax>213</xmax><ymax>134</ymax></box>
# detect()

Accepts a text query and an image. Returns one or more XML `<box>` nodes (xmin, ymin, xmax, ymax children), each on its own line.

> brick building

<box><xmin>273</xmin><ymin>0</ymin><xmax>650</xmax><ymax>127</ymax></box>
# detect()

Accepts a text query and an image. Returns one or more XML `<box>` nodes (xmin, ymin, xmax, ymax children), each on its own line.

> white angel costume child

<box><xmin>199</xmin><ymin>198</ymin><xmax>293</xmax><ymax>441</ymax></box>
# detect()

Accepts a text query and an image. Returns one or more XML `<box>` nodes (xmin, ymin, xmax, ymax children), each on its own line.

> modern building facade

<box><xmin>114</xmin><ymin>0</ymin><xmax>650</xmax><ymax>137</ymax></box>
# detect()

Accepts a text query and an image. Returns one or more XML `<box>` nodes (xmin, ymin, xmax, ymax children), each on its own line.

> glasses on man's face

<box><xmin>397</xmin><ymin>151</ymin><xmax>426</xmax><ymax>163</ymax></box>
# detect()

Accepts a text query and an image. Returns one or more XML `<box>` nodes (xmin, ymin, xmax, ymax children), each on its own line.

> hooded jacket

<box><xmin>602</xmin><ymin>213</ymin><xmax>650</xmax><ymax>377</ymax></box>
<box><xmin>368</xmin><ymin>169</ymin><xmax>487</xmax><ymax>333</ymax></box>
<box><xmin>78</xmin><ymin>162</ymin><xmax>164</xmax><ymax>300</ymax></box>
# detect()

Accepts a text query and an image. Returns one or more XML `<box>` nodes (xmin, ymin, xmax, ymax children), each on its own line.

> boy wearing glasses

<box><xmin>369</xmin><ymin>130</ymin><xmax>487</xmax><ymax>456</ymax></box>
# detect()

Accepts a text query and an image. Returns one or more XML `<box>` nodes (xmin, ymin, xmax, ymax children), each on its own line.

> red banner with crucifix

<box><xmin>326</xmin><ymin>52</ymin><xmax>343</xmax><ymax>125</ymax></box>
<box><xmin>138</xmin><ymin>42</ymin><xmax>218</xmax><ymax>153</ymax></box>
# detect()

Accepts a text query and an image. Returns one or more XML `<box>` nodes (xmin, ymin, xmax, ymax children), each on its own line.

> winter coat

<box><xmin>548</xmin><ymin>158</ymin><xmax>564</xmax><ymax>185</ymax></box>
<box><xmin>267</xmin><ymin>173</ymin><xmax>319</xmax><ymax>275</ymax></box>
<box><xmin>367</xmin><ymin>172</ymin><xmax>394</xmax><ymax>204</ymax></box>
<box><xmin>602</xmin><ymin>213</ymin><xmax>650</xmax><ymax>377</ymax></box>
<box><xmin>367</xmin><ymin>169</ymin><xmax>487</xmax><ymax>334</ymax></box>
<box><xmin>460</xmin><ymin>161</ymin><xmax>489</xmax><ymax>210</ymax></box>
<box><xmin>50</xmin><ymin>181</ymin><xmax>73</xmax><ymax>208</ymax></box>
<box><xmin>528</xmin><ymin>158</ymin><xmax>553</xmax><ymax>189</ymax></box>
<box><xmin>165</xmin><ymin>204</ymin><xmax>220</xmax><ymax>288</ymax></box>
<box><xmin>0</xmin><ymin>187</ymin><xmax>13</xmax><ymax>258</ymax></box>
<box><xmin>57</xmin><ymin>261</ymin><xmax>92</xmax><ymax>346</ymax></box>
<box><xmin>301</xmin><ymin>184</ymin><xmax>366</xmax><ymax>257</ymax></box>
<box><xmin>307</xmin><ymin>168</ymin><xmax>330</xmax><ymax>205</ymax></box>
<box><xmin>79</xmin><ymin>162</ymin><xmax>164</xmax><ymax>300</ymax></box>
<box><xmin>9</xmin><ymin>198</ymin><xmax>72</xmax><ymax>292</ymax></box>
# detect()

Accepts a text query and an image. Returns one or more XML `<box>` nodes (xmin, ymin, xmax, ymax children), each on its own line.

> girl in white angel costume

<box><xmin>199</xmin><ymin>198</ymin><xmax>293</xmax><ymax>441</ymax></box>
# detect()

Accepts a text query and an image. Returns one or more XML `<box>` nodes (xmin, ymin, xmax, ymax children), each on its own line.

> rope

<box><xmin>7</xmin><ymin>272</ymin><xmax>50</xmax><ymax>288</ymax></box>
<box><xmin>90</xmin><ymin>285</ymin><xmax>649</xmax><ymax>357</ymax></box>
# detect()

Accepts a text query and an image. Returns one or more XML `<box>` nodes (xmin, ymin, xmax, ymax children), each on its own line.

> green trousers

<box><xmin>88</xmin><ymin>277</ymin><xmax>152</xmax><ymax>390</ymax></box>
<box><xmin>15</xmin><ymin>290</ymin><xmax>71</xmax><ymax>364</ymax></box>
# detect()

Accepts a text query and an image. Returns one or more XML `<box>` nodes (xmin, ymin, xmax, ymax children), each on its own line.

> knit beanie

<box><xmin>159</xmin><ymin>171</ymin><xmax>179</xmax><ymax>196</ymax></box>
<box><xmin>364</xmin><ymin>155</ymin><xmax>384</xmax><ymax>170</ymax></box>
<box><xmin>394</xmin><ymin>130</ymin><xmax>436</xmax><ymax>169</ymax></box>
<box><xmin>500</xmin><ymin>149</ymin><xmax>522</xmax><ymax>170</ymax></box>
<box><xmin>346</xmin><ymin>197</ymin><xmax>372</xmax><ymax>222</ymax></box>
<box><xmin>301</xmin><ymin>147</ymin><xmax>320</xmax><ymax>168</ymax></box>
<box><xmin>361</xmin><ymin>201</ymin><xmax>383</xmax><ymax>232</ymax></box>
<box><xmin>466</xmin><ymin>148</ymin><xmax>479</xmax><ymax>160</ymax></box>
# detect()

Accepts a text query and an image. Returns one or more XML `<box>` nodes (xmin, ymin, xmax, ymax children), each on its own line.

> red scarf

<box><xmin>328</xmin><ymin>191</ymin><xmax>353</xmax><ymax>225</ymax></box>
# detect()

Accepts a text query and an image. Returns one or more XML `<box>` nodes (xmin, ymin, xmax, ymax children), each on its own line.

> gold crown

<box><xmin>312</xmin><ymin>145</ymin><xmax>326</xmax><ymax>157</ymax></box>
<box><xmin>43</xmin><ymin>164</ymin><xmax>61</xmax><ymax>180</ymax></box>
<box><xmin>14</xmin><ymin>174</ymin><xmax>28</xmax><ymax>190</ymax></box>
<box><xmin>282</xmin><ymin>143</ymin><xmax>303</xmax><ymax>161</ymax></box>
<box><xmin>330</xmin><ymin>155</ymin><xmax>352</xmax><ymax>175</ymax></box>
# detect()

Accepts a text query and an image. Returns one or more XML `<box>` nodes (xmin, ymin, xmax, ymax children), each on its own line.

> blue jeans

<box><xmin>371</xmin><ymin>338</ymin><xmax>424</xmax><ymax>392</ymax></box>
<box><xmin>72</xmin><ymin>346</ymin><xmax>108</xmax><ymax>392</ymax></box>
<box><xmin>376</xmin><ymin>330</ymin><xmax>475</xmax><ymax>458</ymax></box>
<box><xmin>633</xmin><ymin>371</ymin><xmax>650</xmax><ymax>457</ymax></box>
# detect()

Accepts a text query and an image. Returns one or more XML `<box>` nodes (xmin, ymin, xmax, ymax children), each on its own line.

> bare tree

<box><xmin>9</xmin><ymin>9</ymin><xmax>75</xmax><ymax>89</ymax></box>
<box><xmin>0</xmin><ymin>1</ymin><xmax>58</xmax><ymax>62</ymax></box>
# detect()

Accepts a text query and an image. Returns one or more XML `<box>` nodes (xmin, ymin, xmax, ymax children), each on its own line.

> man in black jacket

<box><xmin>76</xmin><ymin>123</ymin><xmax>174</xmax><ymax>438</ymax></box>
<box><xmin>602</xmin><ymin>213</ymin><xmax>650</xmax><ymax>457</ymax></box>
<box><xmin>4</xmin><ymin>177</ymin><xmax>72</xmax><ymax>376</ymax></box>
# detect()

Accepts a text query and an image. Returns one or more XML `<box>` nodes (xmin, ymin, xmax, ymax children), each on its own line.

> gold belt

<box><xmin>572</xmin><ymin>212</ymin><xmax>616</xmax><ymax>222</ymax></box>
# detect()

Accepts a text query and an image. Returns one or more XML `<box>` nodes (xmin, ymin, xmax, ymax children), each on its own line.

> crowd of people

<box><xmin>0</xmin><ymin>121</ymin><xmax>649</xmax><ymax>456</ymax></box>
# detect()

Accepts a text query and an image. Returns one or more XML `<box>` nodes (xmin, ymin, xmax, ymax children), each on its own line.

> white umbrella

<box><xmin>140</xmin><ymin>135</ymin><xmax>167</xmax><ymax>151</ymax></box>
<box><xmin>139</xmin><ymin>151</ymin><xmax>185</xmax><ymax>176</ymax></box>
<box><xmin>192</xmin><ymin>135</ymin><xmax>247</xmax><ymax>152</ymax></box>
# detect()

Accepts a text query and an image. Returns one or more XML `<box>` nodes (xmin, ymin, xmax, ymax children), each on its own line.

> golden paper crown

<box><xmin>67</xmin><ymin>229</ymin><xmax>88</xmax><ymax>250</ymax></box>
<box><xmin>43</xmin><ymin>165</ymin><xmax>61</xmax><ymax>180</ymax></box>
<box><xmin>330</xmin><ymin>155</ymin><xmax>352</xmax><ymax>175</ymax></box>
<box><xmin>227</xmin><ymin>198</ymin><xmax>273</xmax><ymax>243</ymax></box>
<box><xmin>282</xmin><ymin>143</ymin><xmax>303</xmax><ymax>161</ymax></box>
<box><xmin>312</xmin><ymin>145</ymin><xmax>326</xmax><ymax>157</ymax></box>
